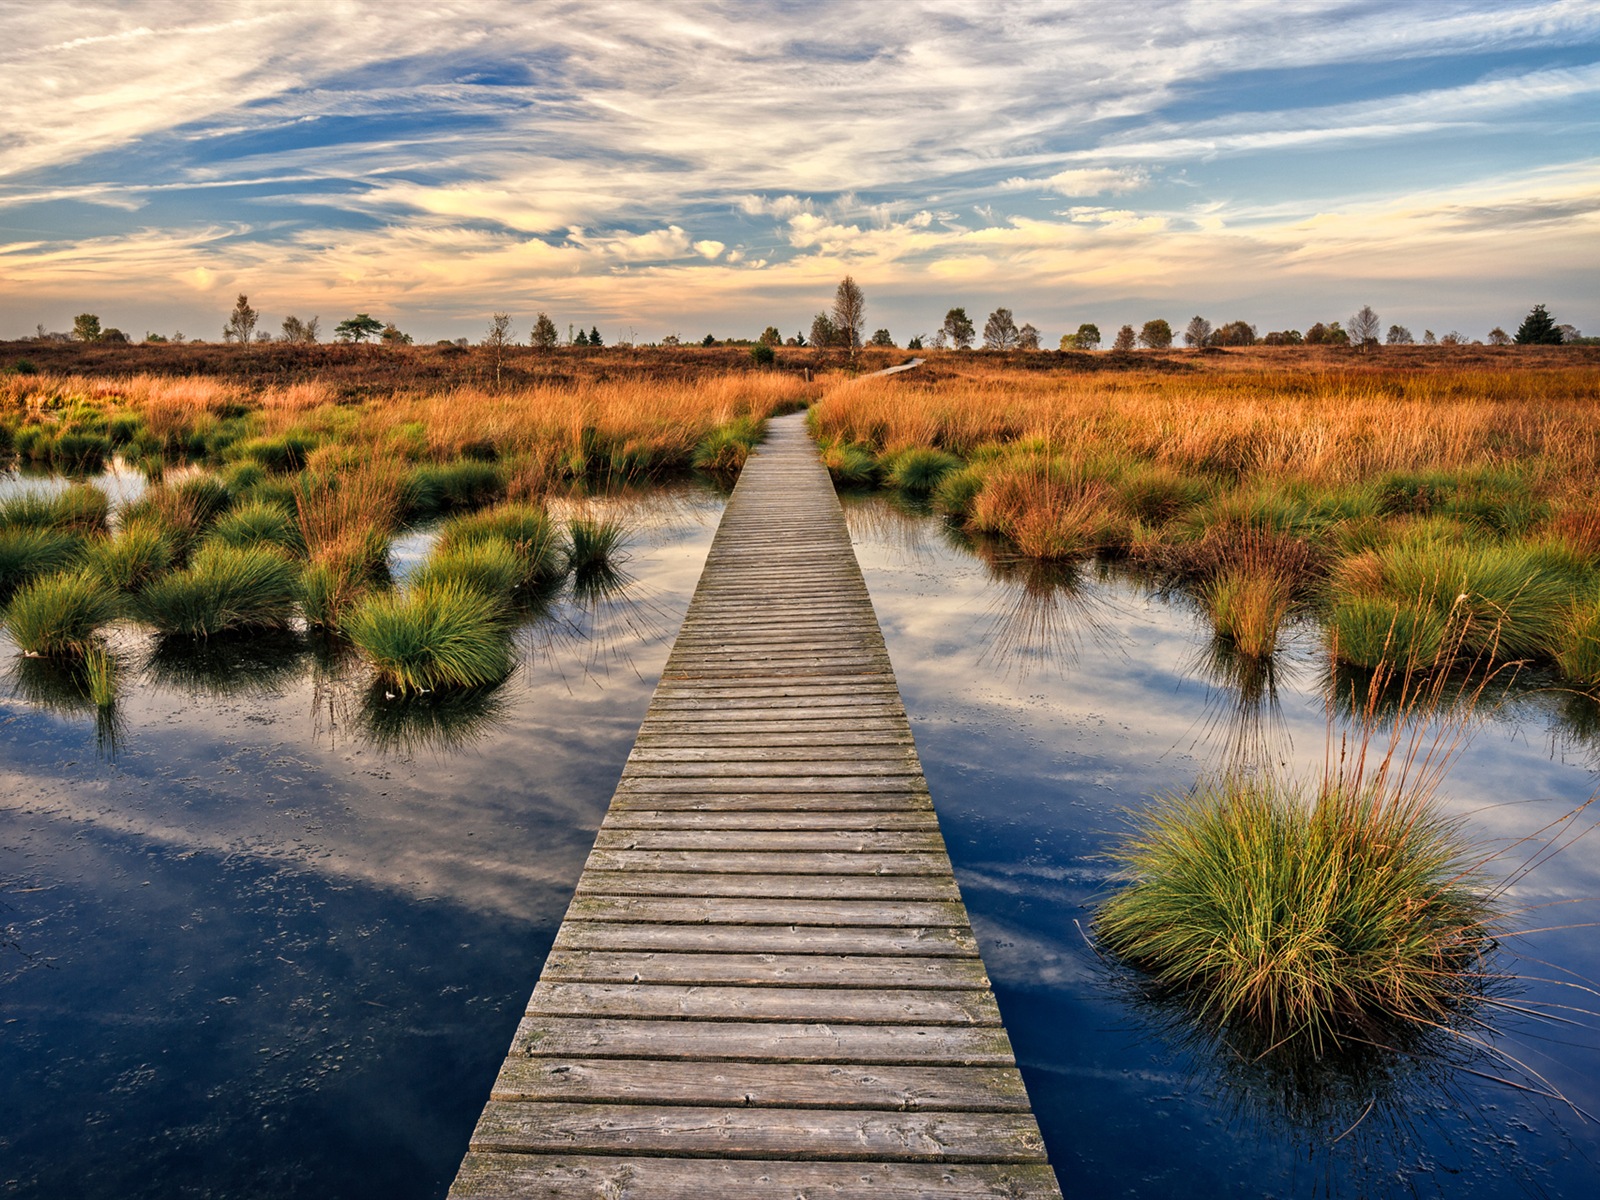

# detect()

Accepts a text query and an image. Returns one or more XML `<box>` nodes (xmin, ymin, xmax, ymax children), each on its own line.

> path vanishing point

<box><xmin>449</xmin><ymin>410</ymin><xmax>1065</xmax><ymax>1199</ymax></box>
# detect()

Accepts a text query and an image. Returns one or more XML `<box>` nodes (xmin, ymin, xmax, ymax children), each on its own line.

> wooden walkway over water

<box><xmin>450</xmin><ymin>412</ymin><xmax>1063</xmax><ymax>1199</ymax></box>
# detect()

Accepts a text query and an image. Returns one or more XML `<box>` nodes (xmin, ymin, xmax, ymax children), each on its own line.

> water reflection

<box><xmin>1189</xmin><ymin>636</ymin><xmax>1292</xmax><ymax>775</ymax></box>
<box><xmin>141</xmin><ymin>629</ymin><xmax>311</xmax><ymax>698</ymax></box>
<box><xmin>973</xmin><ymin>549</ymin><xmax>1119</xmax><ymax>680</ymax></box>
<box><xmin>355</xmin><ymin>681</ymin><xmax>516</xmax><ymax>756</ymax></box>
<box><xmin>7</xmin><ymin>653</ymin><xmax>125</xmax><ymax>757</ymax></box>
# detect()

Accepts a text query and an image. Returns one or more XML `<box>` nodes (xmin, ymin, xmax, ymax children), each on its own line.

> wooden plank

<box><xmin>626</xmin><ymin>745</ymin><xmax>918</xmax><ymax>764</ymax></box>
<box><xmin>487</xmin><ymin>1059</ymin><xmax>1030</xmax><ymax>1111</ymax></box>
<box><xmin>565</xmin><ymin>895</ymin><xmax>968</xmax><ymax>927</ymax></box>
<box><xmin>582</xmin><ymin>850</ymin><xmax>951</xmax><ymax>875</ymax></box>
<box><xmin>572</xmin><ymin>872</ymin><xmax>960</xmax><ymax>900</ymax></box>
<box><xmin>525</xmin><ymin>982</ymin><xmax>1001</xmax><ymax>1025</ymax></box>
<box><xmin>452</xmin><ymin>1155</ymin><xmax>1063</xmax><ymax>1200</ymax></box>
<box><xmin>600</xmin><ymin>811</ymin><xmax>939</xmax><ymax>831</ymax></box>
<box><xmin>552</xmin><ymin>922</ymin><xmax>978</xmax><ymax>957</ymax></box>
<box><xmin>510</xmin><ymin>1017</ymin><xmax>1017</xmax><ymax>1065</ymax></box>
<box><xmin>604</xmin><ymin>792</ymin><xmax>935</xmax><ymax>812</ymax></box>
<box><xmin>538</xmin><ymin>951</ymin><xmax>989</xmax><ymax>989</ymax></box>
<box><xmin>469</xmin><ymin>1102</ymin><xmax>1048</xmax><ymax>1162</ymax></box>
<box><xmin>591</xmin><ymin>830</ymin><xmax>943</xmax><ymax>853</ymax></box>
<box><xmin>614</xmin><ymin>777</ymin><xmax>931</xmax><ymax>795</ymax></box>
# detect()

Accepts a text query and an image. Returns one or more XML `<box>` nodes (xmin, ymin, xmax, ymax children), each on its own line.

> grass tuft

<box><xmin>130</xmin><ymin>542</ymin><xmax>298</xmax><ymax>636</ymax></box>
<box><xmin>436</xmin><ymin>503</ymin><xmax>563</xmax><ymax>589</ymax></box>
<box><xmin>81</xmin><ymin>522</ymin><xmax>174</xmax><ymax>593</ymax></box>
<box><xmin>692</xmin><ymin>416</ymin><xmax>764</xmax><ymax>474</ymax></box>
<box><xmin>0</xmin><ymin>527</ymin><xmax>86</xmax><ymax>602</ymax></box>
<box><xmin>4</xmin><ymin>570</ymin><xmax>120</xmax><ymax>657</ymax></box>
<box><xmin>346</xmin><ymin>579</ymin><xmax>514</xmax><ymax>692</ymax></box>
<box><xmin>565</xmin><ymin>515</ymin><xmax>626</xmax><ymax>573</ymax></box>
<box><xmin>206</xmin><ymin>499</ymin><xmax>305</xmax><ymax>555</ymax></box>
<box><xmin>887</xmin><ymin>447</ymin><xmax>964</xmax><ymax>494</ymax></box>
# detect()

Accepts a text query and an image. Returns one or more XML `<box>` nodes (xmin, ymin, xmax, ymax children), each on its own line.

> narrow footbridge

<box><xmin>450</xmin><ymin>412</ymin><xmax>1064</xmax><ymax>1199</ymax></box>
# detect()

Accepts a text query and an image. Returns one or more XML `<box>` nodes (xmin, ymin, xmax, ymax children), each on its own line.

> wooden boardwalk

<box><xmin>450</xmin><ymin>412</ymin><xmax>1064</xmax><ymax>1199</ymax></box>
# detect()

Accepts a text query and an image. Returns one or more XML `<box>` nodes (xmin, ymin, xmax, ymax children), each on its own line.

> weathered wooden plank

<box><xmin>552</xmin><ymin>922</ymin><xmax>978</xmax><ymax>957</ymax></box>
<box><xmin>626</xmin><ymin>745</ymin><xmax>918</xmax><ymax>764</ymax></box>
<box><xmin>452</xmin><ymin>1154</ymin><xmax>1063</xmax><ymax>1200</ymax></box>
<box><xmin>604</xmin><ymin>792</ymin><xmax>934</xmax><ymax>812</ymax></box>
<box><xmin>525</xmin><ymin>982</ymin><xmax>1001</xmax><ymax>1025</ymax></box>
<box><xmin>510</xmin><ymin>1017</ymin><xmax>1016</xmax><ymax>1065</ymax></box>
<box><xmin>630</xmin><ymin>730</ymin><xmax>914</xmax><ymax>748</ymax></box>
<box><xmin>601</xmin><ymin>810</ymin><xmax>939</xmax><ymax>831</ymax></box>
<box><xmin>572</xmin><ymin>872</ymin><xmax>959</xmax><ymax>900</ymax></box>
<box><xmin>592</xmin><ymin>829</ymin><xmax>944</xmax><ymax>854</ymax></box>
<box><xmin>538</xmin><ymin>950</ymin><xmax>989</xmax><ymax>989</ymax></box>
<box><xmin>565</xmin><ymin>894</ymin><xmax>967</xmax><ymax>927</ymax></box>
<box><xmin>488</xmin><ymin>1059</ymin><xmax>1030</xmax><ymax>1111</ymax></box>
<box><xmin>469</xmin><ymin>1102</ymin><xmax>1047</xmax><ymax>1163</ymax></box>
<box><xmin>582</xmin><ymin>850</ymin><xmax>951</xmax><ymax>875</ymax></box>
<box><xmin>614</xmin><ymin>776</ymin><xmax>931</xmax><ymax>794</ymax></box>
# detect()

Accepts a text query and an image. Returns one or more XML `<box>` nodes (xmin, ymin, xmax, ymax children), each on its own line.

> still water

<box><xmin>2</xmin><ymin>477</ymin><xmax>1598</xmax><ymax>1197</ymax></box>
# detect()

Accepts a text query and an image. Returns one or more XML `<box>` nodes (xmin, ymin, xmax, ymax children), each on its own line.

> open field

<box><xmin>812</xmin><ymin>346</ymin><xmax>1600</xmax><ymax>682</ymax></box>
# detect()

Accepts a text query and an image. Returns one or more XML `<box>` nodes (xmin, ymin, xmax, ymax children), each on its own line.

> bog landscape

<box><xmin>3</xmin><ymin>5</ymin><xmax>1598</xmax><ymax>1199</ymax></box>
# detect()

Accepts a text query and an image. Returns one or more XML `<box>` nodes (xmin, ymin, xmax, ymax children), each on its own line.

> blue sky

<box><xmin>1</xmin><ymin>0</ymin><xmax>1596</xmax><ymax>345</ymax></box>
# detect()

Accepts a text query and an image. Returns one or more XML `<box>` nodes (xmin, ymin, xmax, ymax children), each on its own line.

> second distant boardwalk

<box><xmin>450</xmin><ymin>412</ymin><xmax>1063</xmax><ymax>1199</ymax></box>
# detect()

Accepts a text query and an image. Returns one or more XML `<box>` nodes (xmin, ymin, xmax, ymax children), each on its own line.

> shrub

<box><xmin>887</xmin><ymin>448</ymin><xmax>963</xmax><ymax>494</ymax></box>
<box><xmin>81</xmin><ymin>522</ymin><xmax>174</xmax><ymax>593</ymax></box>
<box><xmin>1095</xmin><ymin>777</ymin><xmax>1497</xmax><ymax>1052</ymax></box>
<box><xmin>4</xmin><ymin>571</ymin><xmax>120</xmax><ymax>657</ymax></box>
<box><xmin>131</xmin><ymin>543</ymin><xmax>298</xmax><ymax>636</ymax></box>
<box><xmin>346</xmin><ymin>579</ymin><xmax>514</xmax><ymax>692</ymax></box>
<box><xmin>0</xmin><ymin>528</ymin><xmax>85</xmax><ymax>602</ymax></box>
<box><xmin>437</xmin><ymin>504</ymin><xmax>562</xmax><ymax>588</ymax></box>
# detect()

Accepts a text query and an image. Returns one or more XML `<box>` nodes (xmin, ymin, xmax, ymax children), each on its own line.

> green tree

<box><xmin>72</xmin><ymin>313</ymin><xmax>102</xmax><ymax>343</ymax></box>
<box><xmin>588</xmin><ymin>326</ymin><xmax>603</xmax><ymax>348</ymax></box>
<box><xmin>869</xmin><ymin>328</ymin><xmax>894</xmax><ymax>347</ymax></box>
<box><xmin>1112</xmin><ymin>324</ymin><xmax>1137</xmax><ymax>352</ymax></box>
<box><xmin>941</xmin><ymin>307</ymin><xmax>975</xmax><ymax>350</ymax></box>
<box><xmin>1059</xmin><ymin>333</ymin><xmax>1078</xmax><ymax>350</ymax></box>
<box><xmin>758</xmin><ymin>326</ymin><xmax>782</xmax><ymax>347</ymax></box>
<box><xmin>906</xmin><ymin>335</ymin><xmax>923</xmax><ymax>350</ymax></box>
<box><xmin>1213</xmin><ymin>320</ymin><xmax>1257</xmax><ymax>347</ymax></box>
<box><xmin>223</xmin><ymin>294</ymin><xmax>259</xmax><ymax>344</ymax></box>
<box><xmin>1074</xmin><ymin>323</ymin><xmax>1101</xmax><ymax>351</ymax></box>
<box><xmin>380</xmin><ymin>322</ymin><xmax>412</xmax><ymax>345</ymax></box>
<box><xmin>749</xmin><ymin>343</ymin><xmax>776</xmax><ymax>366</ymax></box>
<box><xmin>701</xmin><ymin>334</ymin><xmax>717</xmax><ymax>347</ymax></box>
<box><xmin>1138</xmin><ymin>319</ymin><xmax>1173</xmax><ymax>349</ymax></box>
<box><xmin>1515</xmin><ymin>304</ymin><xmax>1562</xmax><ymax>345</ymax></box>
<box><xmin>529</xmin><ymin>312</ymin><xmax>559</xmax><ymax>350</ymax></box>
<box><xmin>335</xmin><ymin>314</ymin><xmax>383</xmax><ymax>343</ymax></box>
<box><xmin>574</xmin><ymin>329</ymin><xmax>590</xmax><ymax>346</ymax></box>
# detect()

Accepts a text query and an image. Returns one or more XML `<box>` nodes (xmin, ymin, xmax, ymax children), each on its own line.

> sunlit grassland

<box><xmin>813</xmin><ymin>354</ymin><xmax>1600</xmax><ymax>683</ymax></box>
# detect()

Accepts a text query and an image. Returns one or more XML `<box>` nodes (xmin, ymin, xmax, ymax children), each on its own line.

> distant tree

<box><xmin>906</xmin><ymin>335</ymin><xmax>923</xmax><ymax>351</ymax></box>
<box><xmin>869</xmin><ymin>328</ymin><xmax>895</xmax><ymax>347</ymax></box>
<box><xmin>809</xmin><ymin>313</ymin><xmax>838</xmax><ymax>347</ymax></box>
<box><xmin>982</xmin><ymin>307</ymin><xmax>1019</xmax><ymax>350</ymax></box>
<box><xmin>1515</xmin><ymin>303</ymin><xmax>1562</xmax><ymax>345</ymax></box>
<box><xmin>749</xmin><ymin>343</ymin><xmax>776</xmax><ymax>367</ymax></box>
<box><xmin>702</xmin><ymin>333</ymin><xmax>717</xmax><ymax>347</ymax></box>
<box><xmin>1385</xmin><ymin>324</ymin><xmax>1412</xmax><ymax>345</ymax></box>
<box><xmin>1058</xmin><ymin>333</ymin><xmax>1078</xmax><ymax>351</ymax></box>
<box><xmin>101</xmin><ymin>328</ymin><xmax>129</xmax><ymax>344</ymax></box>
<box><xmin>941</xmin><ymin>307</ymin><xmax>975</xmax><ymax>350</ymax></box>
<box><xmin>1213</xmin><ymin>320</ymin><xmax>1257</xmax><ymax>347</ymax></box>
<box><xmin>1305</xmin><ymin>321</ymin><xmax>1349</xmax><ymax>346</ymax></box>
<box><xmin>791</xmin><ymin>330</ymin><xmax>807</xmax><ymax>347</ymax></box>
<box><xmin>529</xmin><ymin>312</ymin><xmax>559</xmax><ymax>350</ymax></box>
<box><xmin>1183</xmin><ymin>316</ymin><xmax>1212</xmax><ymax>348</ymax></box>
<box><xmin>223</xmin><ymin>294</ymin><xmax>259</xmax><ymax>344</ymax></box>
<box><xmin>380</xmin><ymin>322</ymin><xmax>412</xmax><ymax>345</ymax></box>
<box><xmin>832</xmin><ymin>275</ymin><xmax>866</xmax><ymax>355</ymax></box>
<box><xmin>335</xmin><ymin>313</ymin><xmax>383</xmax><ymax>343</ymax></box>
<box><xmin>574</xmin><ymin>329</ymin><xmax>590</xmax><ymax>346</ymax></box>
<box><xmin>282</xmin><ymin>315</ymin><xmax>320</xmax><ymax>343</ymax></box>
<box><xmin>1557</xmin><ymin>323</ymin><xmax>1581</xmax><ymax>344</ymax></box>
<box><xmin>1486</xmin><ymin>327</ymin><xmax>1511</xmax><ymax>346</ymax></box>
<box><xmin>484</xmin><ymin>312</ymin><xmax>514</xmax><ymax>385</ymax></box>
<box><xmin>144</xmin><ymin>332</ymin><xmax>168</xmax><ymax>344</ymax></box>
<box><xmin>255</xmin><ymin>330</ymin><xmax>273</xmax><ymax>344</ymax></box>
<box><xmin>661</xmin><ymin>334</ymin><xmax>681</xmax><ymax>347</ymax></box>
<box><xmin>758</xmin><ymin>326</ymin><xmax>782</xmax><ymax>347</ymax></box>
<box><xmin>1263</xmin><ymin>330</ymin><xmax>1302</xmax><ymax>346</ymax></box>
<box><xmin>1348</xmin><ymin>304</ymin><xmax>1381</xmax><ymax>347</ymax></box>
<box><xmin>1017</xmin><ymin>323</ymin><xmax>1040</xmax><ymax>351</ymax></box>
<box><xmin>1112</xmin><ymin>324</ymin><xmax>1137</xmax><ymax>352</ymax></box>
<box><xmin>1439</xmin><ymin>330</ymin><xmax>1464</xmax><ymax>346</ymax></box>
<box><xmin>1422</xmin><ymin>329</ymin><xmax>1437</xmax><ymax>345</ymax></box>
<box><xmin>1073</xmin><ymin>323</ymin><xmax>1101</xmax><ymax>351</ymax></box>
<box><xmin>1138</xmin><ymin>319</ymin><xmax>1173</xmax><ymax>349</ymax></box>
<box><xmin>72</xmin><ymin>313</ymin><xmax>102</xmax><ymax>342</ymax></box>
<box><xmin>589</xmin><ymin>326</ymin><xmax>603</xmax><ymax>347</ymax></box>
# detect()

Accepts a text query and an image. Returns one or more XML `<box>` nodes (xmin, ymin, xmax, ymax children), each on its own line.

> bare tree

<box><xmin>223</xmin><ymin>294</ymin><xmax>259</xmax><ymax>345</ymax></box>
<box><xmin>281</xmin><ymin>315</ymin><xmax>320</xmax><ymax>344</ymax></box>
<box><xmin>485</xmin><ymin>312</ymin><xmax>515</xmax><ymax>386</ymax></box>
<box><xmin>831</xmin><ymin>276</ymin><xmax>865</xmax><ymax>357</ymax></box>
<box><xmin>1183</xmin><ymin>315</ymin><xmax>1212</xmax><ymax>348</ymax></box>
<box><xmin>1349</xmin><ymin>304</ymin><xmax>1381</xmax><ymax>348</ymax></box>
<box><xmin>982</xmin><ymin>307</ymin><xmax>1019</xmax><ymax>350</ymax></box>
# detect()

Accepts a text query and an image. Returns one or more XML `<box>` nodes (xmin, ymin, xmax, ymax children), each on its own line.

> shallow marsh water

<box><xmin>2</xmin><ymin>470</ymin><xmax>1599</xmax><ymax>1197</ymax></box>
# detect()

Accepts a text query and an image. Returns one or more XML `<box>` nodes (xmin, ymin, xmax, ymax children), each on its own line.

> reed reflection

<box><xmin>8</xmin><ymin>652</ymin><xmax>126</xmax><ymax>758</ymax></box>
<box><xmin>1188</xmin><ymin>635</ymin><xmax>1293</xmax><ymax>777</ymax></box>
<box><xmin>970</xmin><ymin>541</ymin><xmax>1118</xmax><ymax>680</ymax></box>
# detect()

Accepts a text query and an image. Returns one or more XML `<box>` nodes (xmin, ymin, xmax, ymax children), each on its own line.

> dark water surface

<box><xmin>4</xmin><ymin>477</ymin><xmax>1600</xmax><ymax>1197</ymax></box>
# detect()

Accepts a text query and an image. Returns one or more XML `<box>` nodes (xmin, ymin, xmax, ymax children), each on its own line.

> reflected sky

<box><xmin>847</xmin><ymin>494</ymin><xmax>1600</xmax><ymax>1199</ymax></box>
<box><xmin>0</xmin><ymin>484</ymin><xmax>723</xmax><ymax>1198</ymax></box>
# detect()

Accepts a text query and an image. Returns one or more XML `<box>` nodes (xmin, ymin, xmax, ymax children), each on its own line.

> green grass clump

<box><xmin>346</xmin><ymin>579</ymin><xmax>514</xmax><ymax>692</ymax></box>
<box><xmin>1327</xmin><ymin>597</ymin><xmax>1449</xmax><ymax>672</ymax></box>
<box><xmin>931</xmin><ymin>464</ymin><xmax>986</xmax><ymax>518</ymax></box>
<box><xmin>1557</xmin><ymin>590</ymin><xmax>1600</xmax><ymax>686</ymax></box>
<box><xmin>1095</xmin><ymin>778</ymin><xmax>1497</xmax><ymax>1052</ymax></box>
<box><xmin>411</xmin><ymin>540</ymin><xmax>523</xmax><ymax>603</ymax></box>
<box><xmin>436</xmin><ymin>503</ymin><xmax>563</xmax><ymax>588</ymax></box>
<box><xmin>565</xmin><ymin>516</ymin><xmax>626</xmax><ymax>573</ymax></box>
<box><xmin>131</xmin><ymin>543</ymin><xmax>298</xmax><ymax>636</ymax></box>
<box><xmin>206</xmin><ymin>499</ymin><xmax>305</xmax><ymax>555</ymax></box>
<box><xmin>83</xmin><ymin>643</ymin><xmax>117</xmax><ymax>707</ymax></box>
<box><xmin>0</xmin><ymin>484</ymin><xmax>110</xmax><ymax>536</ymax></box>
<box><xmin>819</xmin><ymin>440</ymin><xmax>879</xmax><ymax>487</ymax></box>
<box><xmin>405</xmin><ymin>460</ymin><xmax>506</xmax><ymax>518</ymax></box>
<box><xmin>233</xmin><ymin>432</ymin><xmax>316</xmax><ymax>474</ymax></box>
<box><xmin>887</xmin><ymin>447</ymin><xmax>963</xmax><ymax>494</ymax></box>
<box><xmin>1199</xmin><ymin>568</ymin><xmax>1294</xmax><ymax>659</ymax></box>
<box><xmin>0</xmin><ymin>527</ymin><xmax>86</xmax><ymax>602</ymax></box>
<box><xmin>81</xmin><ymin>522</ymin><xmax>174</xmax><ymax>593</ymax></box>
<box><xmin>692</xmin><ymin>417</ymin><xmax>764</xmax><ymax>474</ymax></box>
<box><xmin>3</xmin><ymin>571</ymin><xmax>120</xmax><ymax>657</ymax></box>
<box><xmin>51</xmin><ymin>430</ymin><xmax>112</xmax><ymax>473</ymax></box>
